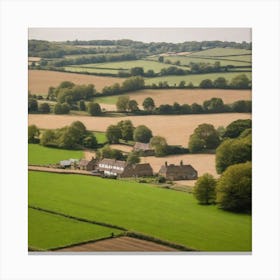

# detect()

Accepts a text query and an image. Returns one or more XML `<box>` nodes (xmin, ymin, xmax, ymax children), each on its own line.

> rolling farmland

<box><xmin>28</xmin><ymin>113</ymin><xmax>252</xmax><ymax>146</ymax></box>
<box><xmin>28</xmin><ymin>144</ymin><xmax>83</xmax><ymax>165</ymax></box>
<box><xmin>28</xmin><ymin>70</ymin><xmax>125</xmax><ymax>95</ymax></box>
<box><xmin>145</xmin><ymin>72</ymin><xmax>252</xmax><ymax>87</ymax></box>
<box><xmin>29</xmin><ymin>171</ymin><xmax>252</xmax><ymax>251</ymax></box>
<box><xmin>29</xmin><ymin>208</ymin><xmax>123</xmax><ymax>250</ymax></box>
<box><xmin>94</xmin><ymin>89</ymin><xmax>252</xmax><ymax>107</ymax></box>
<box><xmin>67</xmin><ymin>60</ymin><xmax>189</xmax><ymax>73</ymax></box>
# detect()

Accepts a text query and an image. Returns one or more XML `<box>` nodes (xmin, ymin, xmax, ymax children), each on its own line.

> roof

<box><xmin>159</xmin><ymin>163</ymin><xmax>197</xmax><ymax>174</ymax></box>
<box><xmin>98</xmin><ymin>158</ymin><xmax>127</xmax><ymax>174</ymax></box>
<box><xmin>79</xmin><ymin>159</ymin><xmax>90</xmax><ymax>167</ymax></box>
<box><xmin>134</xmin><ymin>142</ymin><xmax>153</xmax><ymax>151</ymax></box>
<box><xmin>133</xmin><ymin>163</ymin><xmax>153</xmax><ymax>171</ymax></box>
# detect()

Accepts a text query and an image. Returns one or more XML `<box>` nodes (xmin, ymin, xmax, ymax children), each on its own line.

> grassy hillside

<box><xmin>145</xmin><ymin>72</ymin><xmax>252</xmax><ymax>87</ymax></box>
<box><xmin>71</xmin><ymin>60</ymin><xmax>189</xmax><ymax>73</ymax></box>
<box><xmin>190</xmin><ymin>47</ymin><xmax>251</xmax><ymax>57</ymax></box>
<box><xmin>28</xmin><ymin>144</ymin><xmax>83</xmax><ymax>165</ymax></box>
<box><xmin>29</xmin><ymin>208</ymin><xmax>123</xmax><ymax>250</ymax></box>
<box><xmin>29</xmin><ymin>171</ymin><xmax>252</xmax><ymax>251</ymax></box>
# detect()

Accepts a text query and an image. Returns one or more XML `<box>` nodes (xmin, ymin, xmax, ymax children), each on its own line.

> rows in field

<box><xmin>28</xmin><ymin>171</ymin><xmax>252</xmax><ymax>251</ymax></box>
<box><xmin>57</xmin><ymin>236</ymin><xmax>178</xmax><ymax>252</ymax></box>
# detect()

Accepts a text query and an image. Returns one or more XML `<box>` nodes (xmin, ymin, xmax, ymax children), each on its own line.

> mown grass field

<box><xmin>29</xmin><ymin>208</ymin><xmax>123</xmax><ymax>250</ymax></box>
<box><xmin>189</xmin><ymin>47</ymin><xmax>252</xmax><ymax>57</ymax></box>
<box><xmin>145</xmin><ymin>72</ymin><xmax>252</xmax><ymax>87</ymax></box>
<box><xmin>94</xmin><ymin>131</ymin><xmax>108</xmax><ymax>144</ymax></box>
<box><xmin>29</xmin><ymin>171</ymin><xmax>252</xmax><ymax>251</ymax></box>
<box><xmin>149</xmin><ymin>56</ymin><xmax>251</xmax><ymax>67</ymax></box>
<box><xmin>28</xmin><ymin>144</ymin><xmax>83</xmax><ymax>165</ymax></box>
<box><xmin>68</xmin><ymin>60</ymin><xmax>189</xmax><ymax>74</ymax></box>
<box><xmin>64</xmin><ymin>66</ymin><xmax>121</xmax><ymax>75</ymax></box>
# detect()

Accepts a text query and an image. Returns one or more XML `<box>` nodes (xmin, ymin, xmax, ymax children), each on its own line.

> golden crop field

<box><xmin>28</xmin><ymin>113</ymin><xmax>251</xmax><ymax>146</ymax></box>
<box><xmin>28</xmin><ymin>70</ymin><xmax>125</xmax><ymax>95</ymax></box>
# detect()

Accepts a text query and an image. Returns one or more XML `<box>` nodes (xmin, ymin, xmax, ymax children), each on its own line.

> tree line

<box><xmin>191</xmin><ymin>119</ymin><xmax>252</xmax><ymax>213</ymax></box>
<box><xmin>115</xmin><ymin>96</ymin><xmax>252</xmax><ymax>115</ymax></box>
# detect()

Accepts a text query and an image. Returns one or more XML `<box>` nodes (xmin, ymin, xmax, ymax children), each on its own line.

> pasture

<box><xmin>29</xmin><ymin>171</ymin><xmax>252</xmax><ymax>251</ymax></box>
<box><xmin>64</xmin><ymin>66</ymin><xmax>121</xmax><ymax>75</ymax></box>
<box><xmin>145</xmin><ymin>72</ymin><xmax>252</xmax><ymax>87</ymax></box>
<box><xmin>150</xmin><ymin>56</ymin><xmax>251</xmax><ymax>67</ymax></box>
<box><xmin>29</xmin><ymin>208</ymin><xmax>123</xmax><ymax>250</ymax></box>
<box><xmin>189</xmin><ymin>47</ymin><xmax>252</xmax><ymax>57</ymax></box>
<box><xmin>94</xmin><ymin>89</ymin><xmax>252</xmax><ymax>107</ymax></box>
<box><xmin>28</xmin><ymin>144</ymin><xmax>83</xmax><ymax>165</ymax></box>
<box><xmin>28</xmin><ymin>113</ymin><xmax>252</xmax><ymax>146</ymax></box>
<box><xmin>72</xmin><ymin>60</ymin><xmax>189</xmax><ymax>73</ymax></box>
<box><xmin>28</xmin><ymin>70</ymin><xmax>125</xmax><ymax>95</ymax></box>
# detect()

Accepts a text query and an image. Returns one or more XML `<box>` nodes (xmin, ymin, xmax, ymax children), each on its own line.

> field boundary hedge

<box><xmin>124</xmin><ymin>231</ymin><xmax>197</xmax><ymax>251</ymax></box>
<box><xmin>28</xmin><ymin>205</ymin><xmax>127</xmax><ymax>231</ymax></box>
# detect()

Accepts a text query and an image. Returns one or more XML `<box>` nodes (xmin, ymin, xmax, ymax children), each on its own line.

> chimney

<box><xmin>180</xmin><ymin>160</ymin><xmax>183</xmax><ymax>166</ymax></box>
<box><xmin>165</xmin><ymin>161</ymin><xmax>168</xmax><ymax>167</ymax></box>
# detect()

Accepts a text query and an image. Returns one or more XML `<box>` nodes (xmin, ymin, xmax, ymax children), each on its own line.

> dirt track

<box><xmin>57</xmin><ymin>236</ymin><xmax>177</xmax><ymax>252</ymax></box>
<box><xmin>29</xmin><ymin>113</ymin><xmax>251</xmax><ymax>146</ymax></box>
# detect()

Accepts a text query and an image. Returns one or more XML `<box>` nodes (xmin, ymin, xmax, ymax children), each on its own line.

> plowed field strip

<box><xmin>57</xmin><ymin>237</ymin><xmax>178</xmax><ymax>252</ymax></box>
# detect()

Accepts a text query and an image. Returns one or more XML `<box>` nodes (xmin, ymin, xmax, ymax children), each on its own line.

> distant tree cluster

<box><xmin>40</xmin><ymin>121</ymin><xmax>97</xmax><ymax>149</ymax></box>
<box><xmin>96</xmin><ymin>145</ymin><xmax>125</xmax><ymax>161</ymax></box>
<box><xmin>199</xmin><ymin>74</ymin><xmax>251</xmax><ymax>89</ymax></box>
<box><xmin>50</xmin><ymin>53</ymin><xmax>138</xmax><ymax>67</ymax></box>
<box><xmin>145</xmin><ymin>74</ymin><xmax>251</xmax><ymax>90</ymax></box>
<box><xmin>135</xmin><ymin>97</ymin><xmax>251</xmax><ymax>116</ymax></box>
<box><xmin>102</xmin><ymin>76</ymin><xmax>145</xmax><ymax>97</ymax></box>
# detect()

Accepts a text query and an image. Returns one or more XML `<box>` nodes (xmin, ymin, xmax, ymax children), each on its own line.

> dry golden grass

<box><xmin>125</xmin><ymin>89</ymin><xmax>251</xmax><ymax>107</ymax></box>
<box><xmin>109</xmin><ymin>144</ymin><xmax>133</xmax><ymax>153</ymax></box>
<box><xmin>29</xmin><ymin>113</ymin><xmax>251</xmax><ymax>146</ymax></box>
<box><xmin>28</xmin><ymin>70</ymin><xmax>125</xmax><ymax>95</ymax></box>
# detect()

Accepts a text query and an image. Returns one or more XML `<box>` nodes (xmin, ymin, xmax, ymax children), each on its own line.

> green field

<box><xmin>29</xmin><ymin>171</ymin><xmax>252</xmax><ymax>251</ymax></box>
<box><xmin>29</xmin><ymin>208</ymin><xmax>122</xmax><ymax>250</ymax></box>
<box><xmin>94</xmin><ymin>131</ymin><xmax>108</xmax><ymax>144</ymax></box>
<box><xmin>68</xmin><ymin>60</ymin><xmax>189</xmax><ymax>74</ymax></box>
<box><xmin>64</xmin><ymin>66</ymin><xmax>121</xmax><ymax>75</ymax></box>
<box><xmin>145</xmin><ymin>72</ymin><xmax>252</xmax><ymax>87</ymax></box>
<box><xmin>28</xmin><ymin>144</ymin><xmax>83</xmax><ymax>165</ymax></box>
<box><xmin>190</xmin><ymin>47</ymin><xmax>252</xmax><ymax>57</ymax></box>
<box><xmin>149</xmin><ymin>55</ymin><xmax>251</xmax><ymax>67</ymax></box>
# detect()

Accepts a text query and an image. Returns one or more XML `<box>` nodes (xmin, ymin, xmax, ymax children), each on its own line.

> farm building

<box><xmin>158</xmin><ymin>161</ymin><xmax>198</xmax><ymax>181</ymax></box>
<box><xmin>133</xmin><ymin>142</ymin><xmax>155</xmax><ymax>156</ymax></box>
<box><xmin>79</xmin><ymin>158</ymin><xmax>97</xmax><ymax>171</ymax></box>
<box><xmin>59</xmin><ymin>159</ymin><xmax>79</xmax><ymax>168</ymax></box>
<box><xmin>97</xmin><ymin>158</ymin><xmax>153</xmax><ymax>178</ymax></box>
